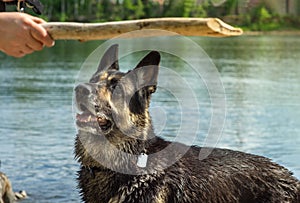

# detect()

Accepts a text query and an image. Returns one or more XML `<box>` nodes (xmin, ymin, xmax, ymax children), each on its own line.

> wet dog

<box><xmin>74</xmin><ymin>44</ymin><xmax>300</xmax><ymax>203</ymax></box>
<box><xmin>0</xmin><ymin>172</ymin><xmax>27</xmax><ymax>203</ymax></box>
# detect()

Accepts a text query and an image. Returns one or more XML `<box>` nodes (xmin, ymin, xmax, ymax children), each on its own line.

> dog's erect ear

<box><xmin>90</xmin><ymin>44</ymin><xmax>119</xmax><ymax>82</ymax></box>
<box><xmin>112</xmin><ymin>51</ymin><xmax>160</xmax><ymax>115</ymax></box>
<box><xmin>135</xmin><ymin>51</ymin><xmax>160</xmax><ymax>70</ymax></box>
<box><xmin>133</xmin><ymin>51</ymin><xmax>160</xmax><ymax>92</ymax></box>
<box><xmin>124</xmin><ymin>51</ymin><xmax>160</xmax><ymax>114</ymax></box>
<box><xmin>98</xmin><ymin>44</ymin><xmax>119</xmax><ymax>72</ymax></box>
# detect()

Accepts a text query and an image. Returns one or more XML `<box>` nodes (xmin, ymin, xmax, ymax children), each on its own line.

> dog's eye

<box><xmin>109</xmin><ymin>78</ymin><xmax>119</xmax><ymax>90</ymax></box>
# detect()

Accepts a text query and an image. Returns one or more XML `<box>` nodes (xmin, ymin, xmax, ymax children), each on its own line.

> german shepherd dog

<box><xmin>0</xmin><ymin>172</ymin><xmax>26</xmax><ymax>203</ymax></box>
<box><xmin>75</xmin><ymin>44</ymin><xmax>300</xmax><ymax>203</ymax></box>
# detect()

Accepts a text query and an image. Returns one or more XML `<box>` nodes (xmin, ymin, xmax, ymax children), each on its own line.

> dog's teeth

<box><xmin>97</xmin><ymin>113</ymin><xmax>106</xmax><ymax>120</ymax></box>
<box><xmin>88</xmin><ymin>115</ymin><xmax>92</xmax><ymax>122</ymax></box>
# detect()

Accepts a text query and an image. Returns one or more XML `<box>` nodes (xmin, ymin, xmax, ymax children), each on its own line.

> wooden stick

<box><xmin>42</xmin><ymin>18</ymin><xmax>243</xmax><ymax>41</ymax></box>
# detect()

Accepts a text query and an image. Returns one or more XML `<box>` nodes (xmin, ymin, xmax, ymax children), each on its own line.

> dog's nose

<box><xmin>75</xmin><ymin>84</ymin><xmax>93</xmax><ymax>110</ymax></box>
<box><xmin>74</xmin><ymin>83</ymin><xmax>96</xmax><ymax>113</ymax></box>
<box><xmin>75</xmin><ymin>83</ymin><xmax>92</xmax><ymax>96</ymax></box>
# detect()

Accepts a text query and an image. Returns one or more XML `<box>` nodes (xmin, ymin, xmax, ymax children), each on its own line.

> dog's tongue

<box><xmin>76</xmin><ymin>112</ymin><xmax>97</xmax><ymax>123</ymax></box>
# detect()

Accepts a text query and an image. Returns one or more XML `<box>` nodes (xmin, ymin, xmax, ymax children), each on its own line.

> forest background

<box><xmin>26</xmin><ymin>0</ymin><xmax>300</xmax><ymax>31</ymax></box>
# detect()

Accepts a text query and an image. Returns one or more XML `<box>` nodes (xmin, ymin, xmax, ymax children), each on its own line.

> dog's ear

<box><xmin>98</xmin><ymin>44</ymin><xmax>119</xmax><ymax>72</ymax></box>
<box><xmin>90</xmin><ymin>44</ymin><xmax>119</xmax><ymax>83</ymax></box>
<box><xmin>112</xmin><ymin>51</ymin><xmax>160</xmax><ymax>115</ymax></box>
<box><xmin>128</xmin><ymin>51</ymin><xmax>160</xmax><ymax>114</ymax></box>
<box><xmin>133</xmin><ymin>51</ymin><xmax>160</xmax><ymax>93</ymax></box>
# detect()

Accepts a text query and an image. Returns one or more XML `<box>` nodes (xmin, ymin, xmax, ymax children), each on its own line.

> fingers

<box><xmin>27</xmin><ymin>16</ymin><xmax>54</xmax><ymax>48</ymax></box>
<box><xmin>4</xmin><ymin>44</ymin><xmax>34</xmax><ymax>58</ymax></box>
<box><xmin>22</xmin><ymin>14</ymin><xmax>54</xmax><ymax>48</ymax></box>
<box><xmin>30</xmin><ymin>26</ymin><xmax>54</xmax><ymax>48</ymax></box>
<box><xmin>9</xmin><ymin>51</ymin><xmax>25</xmax><ymax>58</ymax></box>
<box><xmin>29</xmin><ymin>29</ymin><xmax>47</xmax><ymax>50</ymax></box>
<box><xmin>31</xmin><ymin>15</ymin><xmax>46</xmax><ymax>24</ymax></box>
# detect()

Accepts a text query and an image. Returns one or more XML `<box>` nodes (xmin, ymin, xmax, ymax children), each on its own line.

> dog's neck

<box><xmin>107</xmin><ymin>121</ymin><xmax>155</xmax><ymax>154</ymax></box>
<box><xmin>106</xmin><ymin>109</ymin><xmax>155</xmax><ymax>153</ymax></box>
<box><xmin>76</xmin><ymin>120</ymin><xmax>156</xmax><ymax>173</ymax></box>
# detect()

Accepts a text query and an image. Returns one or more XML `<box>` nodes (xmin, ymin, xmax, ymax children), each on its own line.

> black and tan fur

<box><xmin>74</xmin><ymin>44</ymin><xmax>300</xmax><ymax>203</ymax></box>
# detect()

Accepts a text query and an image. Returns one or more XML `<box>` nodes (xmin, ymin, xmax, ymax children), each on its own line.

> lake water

<box><xmin>0</xmin><ymin>35</ymin><xmax>299</xmax><ymax>202</ymax></box>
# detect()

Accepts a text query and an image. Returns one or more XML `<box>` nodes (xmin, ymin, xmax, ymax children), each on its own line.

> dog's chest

<box><xmin>90</xmin><ymin>171</ymin><xmax>163</xmax><ymax>203</ymax></box>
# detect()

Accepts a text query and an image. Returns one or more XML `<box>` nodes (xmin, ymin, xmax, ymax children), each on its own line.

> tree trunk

<box><xmin>74</xmin><ymin>0</ymin><xmax>79</xmax><ymax>20</ymax></box>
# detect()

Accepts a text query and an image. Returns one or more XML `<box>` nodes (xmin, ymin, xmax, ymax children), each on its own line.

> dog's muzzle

<box><xmin>75</xmin><ymin>83</ymin><xmax>114</xmax><ymax>134</ymax></box>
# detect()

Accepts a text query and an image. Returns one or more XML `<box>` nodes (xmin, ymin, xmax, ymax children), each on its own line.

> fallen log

<box><xmin>42</xmin><ymin>18</ymin><xmax>243</xmax><ymax>41</ymax></box>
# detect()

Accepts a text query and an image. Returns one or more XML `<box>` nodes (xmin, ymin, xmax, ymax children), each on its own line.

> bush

<box><xmin>240</xmin><ymin>5</ymin><xmax>281</xmax><ymax>31</ymax></box>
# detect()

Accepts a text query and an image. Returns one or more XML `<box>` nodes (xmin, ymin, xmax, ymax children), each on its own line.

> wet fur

<box><xmin>75</xmin><ymin>44</ymin><xmax>300</xmax><ymax>203</ymax></box>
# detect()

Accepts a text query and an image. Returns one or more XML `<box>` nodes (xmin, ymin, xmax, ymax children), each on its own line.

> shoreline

<box><xmin>243</xmin><ymin>30</ymin><xmax>300</xmax><ymax>36</ymax></box>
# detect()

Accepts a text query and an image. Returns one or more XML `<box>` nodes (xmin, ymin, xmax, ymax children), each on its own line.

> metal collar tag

<box><xmin>137</xmin><ymin>153</ymin><xmax>148</xmax><ymax>168</ymax></box>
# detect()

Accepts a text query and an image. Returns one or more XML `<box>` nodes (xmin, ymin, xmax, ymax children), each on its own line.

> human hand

<box><xmin>0</xmin><ymin>12</ymin><xmax>54</xmax><ymax>58</ymax></box>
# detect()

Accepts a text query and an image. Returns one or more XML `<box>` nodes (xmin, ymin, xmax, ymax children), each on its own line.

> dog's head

<box><xmin>75</xmin><ymin>44</ymin><xmax>160</xmax><ymax>157</ymax></box>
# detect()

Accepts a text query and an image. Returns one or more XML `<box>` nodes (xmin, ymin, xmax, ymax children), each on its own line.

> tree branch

<box><xmin>42</xmin><ymin>18</ymin><xmax>243</xmax><ymax>41</ymax></box>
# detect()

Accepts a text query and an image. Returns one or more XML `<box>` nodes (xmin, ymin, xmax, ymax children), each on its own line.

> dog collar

<box><xmin>83</xmin><ymin>152</ymin><xmax>148</xmax><ymax>178</ymax></box>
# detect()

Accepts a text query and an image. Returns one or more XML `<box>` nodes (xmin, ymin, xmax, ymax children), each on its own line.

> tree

<box><xmin>163</xmin><ymin>0</ymin><xmax>184</xmax><ymax>17</ymax></box>
<box><xmin>122</xmin><ymin>0</ymin><xmax>134</xmax><ymax>19</ymax></box>
<box><xmin>135</xmin><ymin>0</ymin><xmax>145</xmax><ymax>19</ymax></box>
<box><xmin>183</xmin><ymin>0</ymin><xmax>195</xmax><ymax>17</ymax></box>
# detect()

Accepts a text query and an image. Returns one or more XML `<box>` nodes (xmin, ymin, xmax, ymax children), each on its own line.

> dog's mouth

<box><xmin>96</xmin><ymin>112</ymin><xmax>113</xmax><ymax>133</ymax></box>
<box><xmin>74</xmin><ymin>82</ymin><xmax>115</xmax><ymax>134</ymax></box>
<box><xmin>76</xmin><ymin>109</ymin><xmax>113</xmax><ymax>134</ymax></box>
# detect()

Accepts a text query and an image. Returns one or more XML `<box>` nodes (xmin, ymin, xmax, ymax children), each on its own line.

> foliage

<box><xmin>35</xmin><ymin>0</ymin><xmax>300</xmax><ymax>31</ymax></box>
<box><xmin>241</xmin><ymin>5</ymin><xmax>281</xmax><ymax>31</ymax></box>
<box><xmin>39</xmin><ymin>0</ymin><xmax>210</xmax><ymax>22</ymax></box>
<box><xmin>162</xmin><ymin>0</ymin><xmax>207</xmax><ymax>17</ymax></box>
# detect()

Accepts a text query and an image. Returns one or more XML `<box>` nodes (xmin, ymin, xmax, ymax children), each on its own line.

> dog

<box><xmin>74</xmin><ymin>44</ymin><xmax>300</xmax><ymax>203</ymax></box>
<box><xmin>0</xmin><ymin>172</ymin><xmax>27</xmax><ymax>203</ymax></box>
